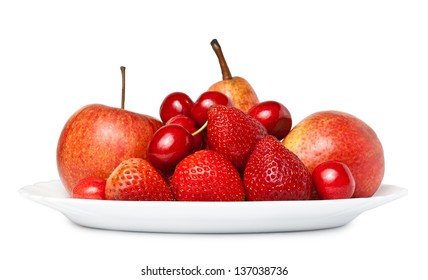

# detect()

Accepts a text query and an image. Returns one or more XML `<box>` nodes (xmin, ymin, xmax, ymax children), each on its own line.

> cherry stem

<box><xmin>211</xmin><ymin>39</ymin><xmax>232</xmax><ymax>80</ymax></box>
<box><xmin>192</xmin><ymin>121</ymin><xmax>208</xmax><ymax>137</ymax></box>
<box><xmin>120</xmin><ymin>66</ymin><xmax>126</xmax><ymax>109</ymax></box>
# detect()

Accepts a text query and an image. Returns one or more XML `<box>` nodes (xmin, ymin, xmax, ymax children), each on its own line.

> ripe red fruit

<box><xmin>244</xmin><ymin>135</ymin><xmax>313</xmax><ymax>200</ymax></box>
<box><xmin>147</xmin><ymin>124</ymin><xmax>194</xmax><ymax>171</ymax></box>
<box><xmin>191</xmin><ymin>91</ymin><xmax>233</xmax><ymax>127</ymax></box>
<box><xmin>282</xmin><ymin>110</ymin><xmax>384</xmax><ymax>198</ymax></box>
<box><xmin>166</xmin><ymin>114</ymin><xmax>204</xmax><ymax>151</ymax></box>
<box><xmin>171</xmin><ymin>150</ymin><xmax>245</xmax><ymax>201</ymax></box>
<box><xmin>57</xmin><ymin>104</ymin><xmax>162</xmax><ymax>194</ymax></box>
<box><xmin>312</xmin><ymin>161</ymin><xmax>356</xmax><ymax>199</ymax></box>
<box><xmin>207</xmin><ymin>105</ymin><xmax>267</xmax><ymax>172</ymax></box>
<box><xmin>159</xmin><ymin>92</ymin><xmax>194</xmax><ymax>123</ymax></box>
<box><xmin>106</xmin><ymin>158</ymin><xmax>175</xmax><ymax>201</ymax></box>
<box><xmin>248</xmin><ymin>100</ymin><xmax>292</xmax><ymax>140</ymax></box>
<box><xmin>208</xmin><ymin>39</ymin><xmax>259</xmax><ymax>113</ymax></box>
<box><xmin>72</xmin><ymin>177</ymin><xmax>106</xmax><ymax>200</ymax></box>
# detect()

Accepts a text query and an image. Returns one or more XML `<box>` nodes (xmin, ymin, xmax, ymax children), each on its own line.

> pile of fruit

<box><xmin>57</xmin><ymin>39</ymin><xmax>384</xmax><ymax>202</ymax></box>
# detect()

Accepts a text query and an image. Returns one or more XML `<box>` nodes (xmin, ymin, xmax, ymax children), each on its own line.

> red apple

<box><xmin>57</xmin><ymin>104</ymin><xmax>163</xmax><ymax>194</ymax></box>
<box><xmin>282</xmin><ymin>111</ymin><xmax>384</xmax><ymax>198</ymax></box>
<box><xmin>58</xmin><ymin>67</ymin><xmax>163</xmax><ymax>194</ymax></box>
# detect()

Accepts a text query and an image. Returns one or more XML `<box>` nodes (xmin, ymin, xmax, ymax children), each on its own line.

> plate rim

<box><xmin>19</xmin><ymin>179</ymin><xmax>408</xmax><ymax>205</ymax></box>
<box><xmin>18</xmin><ymin>180</ymin><xmax>408</xmax><ymax>233</ymax></box>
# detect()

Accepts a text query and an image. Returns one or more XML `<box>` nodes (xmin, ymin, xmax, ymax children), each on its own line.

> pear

<box><xmin>282</xmin><ymin>110</ymin><xmax>384</xmax><ymax>198</ymax></box>
<box><xmin>208</xmin><ymin>39</ymin><xmax>259</xmax><ymax>113</ymax></box>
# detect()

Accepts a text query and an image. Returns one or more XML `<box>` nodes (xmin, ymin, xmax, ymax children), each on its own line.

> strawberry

<box><xmin>106</xmin><ymin>158</ymin><xmax>174</xmax><ymax>201</ymax></box>
<box><xmin>243</xmin><ymin>135</ymin><xmax>313</xmax><ymax>200</ymax></box>
<box><xmin>171</xmin><ymin>150</ymin><xmax>245</xmax><ymax>201</ymax></box>
<box><xmin>207</xmin><ymin>105</ymin><xmax>267</xmax><ymax>172</ymax></box>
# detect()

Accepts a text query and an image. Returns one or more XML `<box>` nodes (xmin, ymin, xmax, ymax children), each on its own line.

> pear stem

<box><xmin>192</xmin><ymin>121</ymin><xmax>208</xmax><ymax>137</ymax></box>
<box><xmin>211</xmin><ymin>39</ymin><xmax>232</xmax><ymax>80</ymax></box>
<box><xmin>120</xmin><ymin>66</ymin><xmax>126</xmax><ymax>109</ymax></box>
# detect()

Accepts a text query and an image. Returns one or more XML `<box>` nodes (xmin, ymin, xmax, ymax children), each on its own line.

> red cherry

<box><xmin>166</xmin><ymin>114</ymin><xmax>204</xmax><ymax>151</ymax></box>
<box><xmin>159</xmin><ymin>92</ymin><xmax>194</xmax><ymax>123</ymax></box>
<box><xmin>248</xmin><ymin>101</ymin><xmax>292</xmax><ymax>140</ymax></box>
<box><xmin>72</xmin><ymin>177</ymin><xmax>106</xmax><ymax>199</ymax></box>
<box><xmin>312</xmin><ymin>161</ymin><xmax>356</xmax><ymax>199</ymax></box>
<box><xmin>191</xmin><ymin>91</ymin><xmax>233</xmax><ymax>127</ymax></box>
<box><xmin>148</xmin><ymin>124</ymin><xmax>194</xmax><ymax>170</ymax></box>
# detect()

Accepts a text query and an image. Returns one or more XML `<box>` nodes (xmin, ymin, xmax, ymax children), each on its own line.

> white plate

<box><xmin>19</xmin><ymin>180</ymin><xmax>407</xmax><ymax>233</ymax></box>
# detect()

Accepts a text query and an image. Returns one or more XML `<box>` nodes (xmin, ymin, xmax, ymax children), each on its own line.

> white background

<box><xmin>1</xmin><ymin>0</ymin><xmax>427</xmax><ymax>279</ymax></box>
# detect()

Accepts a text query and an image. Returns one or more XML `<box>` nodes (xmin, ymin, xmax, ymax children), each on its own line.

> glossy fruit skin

<box><xmin>166</xmin><ymin>114</ymin><xmax>204</xmax><ymax>151</ymax></box>
<box><xmin>106</xmin><ymin>158</ymin><xmax>174</xmax><ymax>201</ymax></box>
<box><xmin>209</xmin><ymin>39</ymin><xmax>259</xmax><ymax>113</ymax></box>
<box><xmin>248</xmin><ymin>100</ymin><xmax>292</xmax><ymax>140</ymax></box>
<box><xmin>191</xmin><ymin>91</ymin><xmax>233</xmax><ymax>127</ymax></box>
<box><xmin>171</xmin><ymin>150</ymin><xmax>245</xmax><ymax>201</ymax></box>
<box><xmin>208</xmin><ymin>76</ymin><xmax>259</xmax><ymax>113</ymax></box>
<box><xmin>282</xmin><ymin>110</ymin><xmax>384</xmax><ymax>198</ymax></box>
<box><xmin>57</xmin><ymin>104</ymin><xmax>163</xmax><ymax>194</ymax></box>
<box><xmin>72</xmin><ymin>177</ymin><xmax>106</xmax><ymax>200</ymax></box>
<box><xmin>147</xmin><ymin>124</ymin><xmax>194</xmax><ymax>171</ymax></box>
<box><xmin>312</xmin><ymin>161</ymin><xmax>356</xmax><ymax>199</ymax></box>
<box><xmin>244</xmin><ymin>135</ymin><xmax>313</xmax><ymax>201</ymax></box>
<box><xmin>207</xmin><ymin>105</ymin><xmax>267</xmax><ymax>173</ymax></box>
<box><xmin>159</xmin><ymin>92</ymin><xmax>194</xmax><ymax>123</ymax></box>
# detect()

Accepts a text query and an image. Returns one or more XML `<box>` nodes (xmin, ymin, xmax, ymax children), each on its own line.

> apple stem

<box><xmin>120</xmin><ymin>66</ymin><xmax>126</xmax><ymax>109</ymax></box>
<box><xmin>192</xmin><ymin>121</ymin><xmax>208</xmax><ymax>137</ymax></box>
<box><xmin>211</xmin><ymin>39</ymin><xmax>232</xmax><ymax>81</ymax></box>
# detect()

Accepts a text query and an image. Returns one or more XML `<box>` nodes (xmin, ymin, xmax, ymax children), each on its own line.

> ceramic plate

<box><xmin>19</xmin><ymin>180</ymin><xmax>407</xmax><ymax>233</ymax></box>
